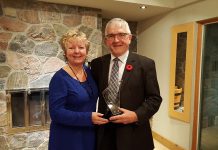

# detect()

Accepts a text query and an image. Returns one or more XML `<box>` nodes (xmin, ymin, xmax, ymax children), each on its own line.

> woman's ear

<box><xmin>63</xmin><ymin>53</ymin><xmax>67</xmax><ymax>62</ymax></box>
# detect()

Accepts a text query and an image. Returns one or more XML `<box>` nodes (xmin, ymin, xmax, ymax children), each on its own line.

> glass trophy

<box><xmin>102</xmin><ymin>87</ymin><xmax>123</xmax><ymax>116</ymax></box>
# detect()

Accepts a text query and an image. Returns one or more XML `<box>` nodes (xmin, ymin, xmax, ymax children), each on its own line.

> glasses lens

<box><xmin>106</xmin><ymin>33</ymin><xmax>129</xmax><ymax>40</ymax></box>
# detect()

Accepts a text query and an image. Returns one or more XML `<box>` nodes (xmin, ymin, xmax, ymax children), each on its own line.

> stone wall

<box><xmin>0</xmin><ymin>0</ymin><xmax>102</xmax><ymax>149</ymax></box>
<box><xmin>0</xmin><ymin>0</ymin><xmax>138</xmax><ymax>149</ymax></box>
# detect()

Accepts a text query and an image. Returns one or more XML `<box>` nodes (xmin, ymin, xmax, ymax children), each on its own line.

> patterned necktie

<box><xmin>108</xmin><ymin>57</ymin><xmax>120</xmax><ymax>105</ymax></box>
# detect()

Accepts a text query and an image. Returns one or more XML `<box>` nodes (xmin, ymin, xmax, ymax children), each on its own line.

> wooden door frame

<box><xmin>192</xmin><ymin>17</ymin><xmax>218</xmax><ymax>150</ymax></box>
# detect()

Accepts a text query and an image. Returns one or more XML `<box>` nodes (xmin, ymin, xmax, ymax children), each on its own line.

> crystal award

<box><xmin>102</xmin><ymin>87</ymin><xmax>123</xmax><ymax>116</ymax></box>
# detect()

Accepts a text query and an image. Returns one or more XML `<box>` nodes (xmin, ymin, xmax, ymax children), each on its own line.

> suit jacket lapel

<box><xmin>120</xmin><ymin>52</ymin><xmax>136</xmax><ymax>90</ymax></box>
<box><xmin>101</xmin><ymin>54</ymin><xmax>111</xmax><ymax>90</ymax></box>
<box><xmin>101</xmin><ymin>53</ymin><xmax>137</xmax><ymax>92</ymax></box>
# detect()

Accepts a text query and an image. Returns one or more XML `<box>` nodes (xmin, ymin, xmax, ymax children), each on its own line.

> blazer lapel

<box><xmin>101</xmin><ymin>54</ymin><xmax>111</xmax><ymax>90</ymax></box>
<box><xmin>120</xmin><ymin>52</ymin><xmax>136</xmax><ymax>90</ymax></box>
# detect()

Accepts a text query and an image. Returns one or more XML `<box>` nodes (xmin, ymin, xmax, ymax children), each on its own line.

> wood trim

<box><xmin>192</xmin><ymin>18</ymin><xmax>218</xmax><ymax>149</ymax></box>
<box><xmin>152</xmin><ymin>131</ymin><xmax>185</xmax><ymax>150</ymax></box>
<box><xmin>197</xmin><ymin>17</ymin><xmax>218</xmax><ymax>24</ymax></box>
<box><xmin>7</xmin><ymin>125</ymin><xmax>49</xmax><ymax>135</ymax></box>
<box><xmin>25</xmin><ymin>92</ymin><xmax>29</xmax><ymax>127</ymax></box>
<box><xmin>6</xmin><ymin>90</ymin><xmax>50</xmax><ymax>134</ymax></box>
<box><xmin>6</xmin><ymin>93</ymin><xmax>12</xmax><ymax>128</ymax></box>
<box><xmin>169</xmin><ymin>22</ymin><xmax>195</xmax><ymax>122</ymax></box>
<box><xmin>191</xmin><ymin>23</ymin><xmax>202</xmax><ymax>150</ymax></box>
<box><xmin>41</xmin><ymin>91</ymin><xmax>46</xmax><ymax>126</ymax></box>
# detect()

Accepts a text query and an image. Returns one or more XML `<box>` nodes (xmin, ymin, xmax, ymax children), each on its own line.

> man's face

<box><xmin>105</xmin><ymin>23</ymin><xmax>132</xmax><ymax>57</ymax></box>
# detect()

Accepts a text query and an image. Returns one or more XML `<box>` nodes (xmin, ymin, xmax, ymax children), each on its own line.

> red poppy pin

<box><xmin>126</xmin><ymin>64</ymin><xmax>133</xmax><ymax>71</ymax></box>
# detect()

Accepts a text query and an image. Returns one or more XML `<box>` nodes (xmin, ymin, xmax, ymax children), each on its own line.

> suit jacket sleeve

<box><xmin>134</xmin><ymin>58</ymin><xmax>162</xmax><ymax>125</ymax></box>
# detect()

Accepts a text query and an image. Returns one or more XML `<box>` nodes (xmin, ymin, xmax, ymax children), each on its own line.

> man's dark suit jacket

<box><xmin>91</xmin><ymin>52</ymin><xmax>162</xmax><ymax>150</ymax></box>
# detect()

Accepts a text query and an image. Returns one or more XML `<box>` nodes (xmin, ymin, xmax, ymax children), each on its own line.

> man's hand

<box><xmin>109</xmin><ymin>108</ymin><xmax>138</xmax><ymax>124</ymax></box>
<box><xmin>92</xmin><ymin>112</ymin><xmax>109</xmax><ymax>125</ymax></box>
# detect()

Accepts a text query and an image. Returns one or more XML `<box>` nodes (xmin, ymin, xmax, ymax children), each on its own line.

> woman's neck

<box><xmin>68</xmin><ymin>63</ymin><xmax>83</xmax><ymax>73</ymax></box>
<box><xmin>67</xmin><ymin>63</ymin><xmax>86</xmax><ymax>82</ymax></box>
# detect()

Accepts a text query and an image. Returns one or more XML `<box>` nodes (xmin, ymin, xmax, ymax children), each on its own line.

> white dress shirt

<box><xmin>108</xmin><ymin>50</ymin><xmax>129</xmax><ymax>85</ymax></box>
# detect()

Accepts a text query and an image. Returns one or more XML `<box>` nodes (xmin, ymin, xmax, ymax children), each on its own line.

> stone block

<box><xmin>0</xmin><ymin>17</ymin><xmax>27</xmax><ymax>32</ymax></box>
<box><xmin>6</xmin><ymin>72</ymin><xmax>28</xmax><ymax>89</ymax></box>
<box><xmin>17</xmin><ymin>10</ymin><xmax>40</xmax><ymax>24</ymax></box>
<box><xmin>63</xmin><ymin>14</ymin><xmax>82</xmax><ymax>27</ymax></box>
<box><xmin>3</xmin><ymin>7</ymin><xmax>16</xmax><ymax>17</ymax></box>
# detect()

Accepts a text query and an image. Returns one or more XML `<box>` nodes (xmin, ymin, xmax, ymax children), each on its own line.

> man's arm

<box><xmin>109</xmin><ymin>58</ymin><xmax>162</xmax><ymax>125</ymax></box>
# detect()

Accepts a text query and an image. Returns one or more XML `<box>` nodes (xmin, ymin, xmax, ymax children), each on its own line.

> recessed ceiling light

<box><xmin>140</xmin><ymin>5</ymin><xmax>147</xmax><ymax>9</ymax></box>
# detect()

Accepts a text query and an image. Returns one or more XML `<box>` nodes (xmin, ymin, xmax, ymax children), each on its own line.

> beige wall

<box><xmin>137</xmin><ymin>0</ymin><xmax>218</xmax><ymax>149</ymax></box>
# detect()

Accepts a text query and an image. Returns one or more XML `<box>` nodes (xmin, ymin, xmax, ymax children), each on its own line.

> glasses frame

<box><xmin>105</xmin><ymin>33</ymin><xmax>130</xmax><ymax>41</ymax></box>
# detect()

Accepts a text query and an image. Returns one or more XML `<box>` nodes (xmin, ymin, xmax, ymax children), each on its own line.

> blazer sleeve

<box><xmin>134</xmin><ymin>59</ymin><xmax>162</xmax><ymax>125</ymax></box>
<box><xmin>49</xmin><ymin>73</ymin><xmax>93</xmax><ymax>127</ymax></box>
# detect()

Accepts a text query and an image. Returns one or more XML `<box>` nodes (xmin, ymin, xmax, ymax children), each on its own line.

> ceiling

<box><xmin>37</xmin><ymin>0</ymin><xmax>203</xmax><ymax>21</ymax></box>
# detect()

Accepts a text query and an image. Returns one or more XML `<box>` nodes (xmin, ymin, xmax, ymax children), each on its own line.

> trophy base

<box><xmin>107</xmin><ymin>103</ymin><xmax>123</xmax><ymax>116</ymax></box>
<box><xmin>103</xmin><ymin>104</ymin><xmax>123</xmax><ymax>119</ymax></box>
<box><xmin>102</xmin><ymin>87</ymin><xmax>122</xmax><ymax>119</ymax></box>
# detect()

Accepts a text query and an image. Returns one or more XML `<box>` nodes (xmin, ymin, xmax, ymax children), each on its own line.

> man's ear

<box><xmin>128</xmin><ymin>34</ymin><xmax>133</xmax><ymax>40</ymax></box>
<box><xmin>104</xmin><ymin>38</ymin><xmax>108</xmax><ymax>45</ymax></box>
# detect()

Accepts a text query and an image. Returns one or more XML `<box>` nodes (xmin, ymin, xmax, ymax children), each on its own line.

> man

<box><xmin>91</xmin><ymin>18</ymin><xmax>162</xmax><ymax>150</ymax></box>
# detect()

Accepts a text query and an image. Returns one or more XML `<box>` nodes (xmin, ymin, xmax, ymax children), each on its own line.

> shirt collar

<box><xmin>110</xmin><ymin>50</ymin><xmax>129</xmax><ymax>63</ymax></box>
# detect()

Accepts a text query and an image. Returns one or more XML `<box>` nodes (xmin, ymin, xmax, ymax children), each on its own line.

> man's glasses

<box><xmin>105</xmin><ymin>33</ymin><xmax>130</xmax><ymax>41</ymax></box>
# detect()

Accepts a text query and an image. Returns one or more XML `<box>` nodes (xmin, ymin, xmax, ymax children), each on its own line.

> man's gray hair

<box><xmin>105</xmin><ymin>18</ymin><xmax>131</xmax><ymax>35</ymax></box>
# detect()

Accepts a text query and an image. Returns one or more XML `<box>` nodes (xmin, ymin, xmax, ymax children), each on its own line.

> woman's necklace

<box><xmin>68</xmin><ymin>64</ymin><xmax>94</xmax><ymax>98</ymax></box>
<box><xmin>68</xmin><ymin>64</ymin><xmax>86</xmax><ymax>83</ymax></box>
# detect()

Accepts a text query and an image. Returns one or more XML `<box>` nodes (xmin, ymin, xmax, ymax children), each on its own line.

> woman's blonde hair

<box><xmin>60</xmin><ymin>29</ymin><xmax>90</xmax><ymax>52</ymax></box>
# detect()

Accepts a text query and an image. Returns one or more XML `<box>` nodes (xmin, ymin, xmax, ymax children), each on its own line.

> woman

<box><xmin>48</xmin><ymin>29</ymin><xmax>108</xmax><ymax>150</ymax></box>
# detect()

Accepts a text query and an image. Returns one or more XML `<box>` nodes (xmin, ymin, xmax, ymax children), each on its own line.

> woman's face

<box><xmin>65</xmin><ymin>38</ymin><xmax>87</xmax><ymax>66</ymax></box>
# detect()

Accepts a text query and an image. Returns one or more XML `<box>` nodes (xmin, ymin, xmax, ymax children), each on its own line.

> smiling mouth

<box><xmin>113</xmin><ymin>44</ymin><xmax>123</xmax><ymax>47</ymax></box>
<box><xmin>73</xmin><ymin>56</ymin><xmax>82</xmax><ymax>58</ymax></box>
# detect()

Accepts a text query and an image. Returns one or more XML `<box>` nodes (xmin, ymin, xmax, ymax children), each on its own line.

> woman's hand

<box><xmin>92</xmin><ymin>112</ymin><xmax>109</xmax><ymax>125</ymax></box>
